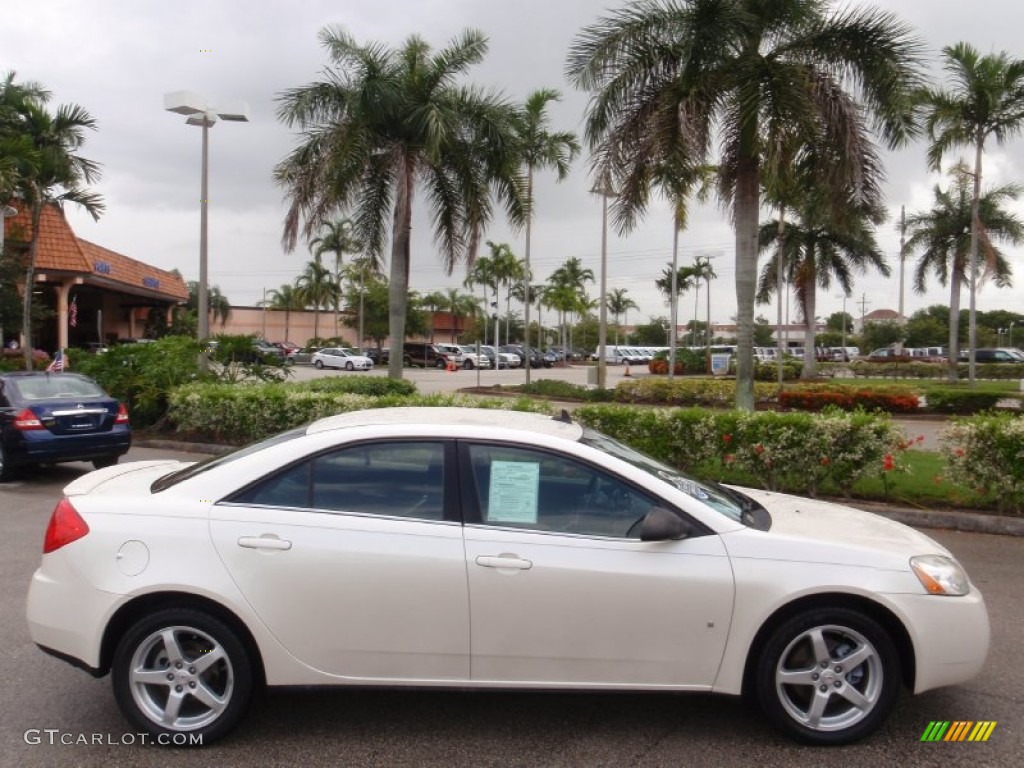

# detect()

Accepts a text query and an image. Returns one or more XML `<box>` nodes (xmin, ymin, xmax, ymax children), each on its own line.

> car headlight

<box><xmin>910</xmin><ymin>555</ymin><xmax>970</xmax><ymax>596</ymax></box>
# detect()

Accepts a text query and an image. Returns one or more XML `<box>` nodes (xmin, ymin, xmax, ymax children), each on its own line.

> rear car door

<box><xmin>210</xmin><ymin>439</ymin><xmax>470</xmax><ymax>681</ymax></box>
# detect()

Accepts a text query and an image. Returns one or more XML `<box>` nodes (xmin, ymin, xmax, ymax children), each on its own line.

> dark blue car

<box><xmin>0</xmin><ymin>372</ymin><xmax>131</xmax><ymax>481</ymax></box>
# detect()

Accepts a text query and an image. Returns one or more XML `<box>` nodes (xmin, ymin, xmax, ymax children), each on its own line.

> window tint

<box><xmin>467</xmin><ymin>444</ymin><xmax>656</xmax><ymax>538</ymax></box>
<box><xmin>232</xmin><ymin>461</ymin><xmax>311</xmax><ymax>508</ymax></box>
<box><xmin>312</xmin><ymin>442</ymin><xmax>446</xmax><ymax>520</ymax></box>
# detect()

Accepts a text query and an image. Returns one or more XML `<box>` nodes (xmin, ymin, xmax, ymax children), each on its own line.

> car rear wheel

<box><xmin>345</xmin><ymin>361</ymin><xmax>354</xmax><ymax>371</ymax></box>
<box><xmin>0</xmin><ymin>443</ymin><xmax>16</xmax><ymax>482</ymax></box>
<box><xmin>314</xmin><ymin>360</ymin><xmax>324</xmax><ymax>370</ymax></box>
<box><xmin>112</xmin><ymin>608</ymin><xmax>253</xmax><ymax>745</ymax></box>
<box><xmin>463</xmin><ymin>360</ymin><xmax>475</xmax><ymax>369</ymax></box>
<box><xmin>93</xmin><ymin>456</ymin><xmax>119</xmax><ymax>470</ymax></box>
<box><xmin>755</xmin><ymin>607</ymin><xmax>900</xmax><ymax>745</ymax></box>
<box><xmin>436</xmin><ymin>358</ymin><xmax>447</xmax><ymax>369</ymax></box>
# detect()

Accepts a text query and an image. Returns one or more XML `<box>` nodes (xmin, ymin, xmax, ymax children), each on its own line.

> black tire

<box><xmin>345</xmin><ymin>361</ymin><xmax>354</xmax><ymax>371</ymax></box>
<box><xmin>112</xmin><ymin>608</ymin><xmax>254</xmax><ymax>746</ymax></box>
<box><xmin>463</xmin><ymin>360</ymin><xmax>474</xmax><ymax>370</ymax></box>
<box><xmin>403</xmin><ymin>355</ymin><xmax>413</xmax><ymax>367</ymax></box>
<box><xmin>0</xmin><ymin>443</ymin><xmax>16</xmax><ymax>482</ymax></box>
<box><xmin>435</xmin><ymin>358</ymin><xmax>447</xmax><ymax>369</ymax></box>
<box><xmin>314</xmin><ymin>360</ymin><xmax>324</xmax><ymax>370</ymax></box>
<box><xmin>755</xmin><ymin>607</ymin><xmax>901</xmax><ymax>745</ymax></box>
<box><xmin>93</xmin><ymin>455</ymin><xmax>119</xmax><ymax>470</ymax></box>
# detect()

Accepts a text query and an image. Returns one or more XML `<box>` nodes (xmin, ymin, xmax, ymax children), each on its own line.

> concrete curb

<box><xmin>135</xmin><ymin>438</ymin><xmax>1023</xmax><ymax>537</ymax></box>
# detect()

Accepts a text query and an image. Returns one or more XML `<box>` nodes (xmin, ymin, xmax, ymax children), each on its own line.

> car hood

<box><xmin>726</xmin><ymin>487</ymin><xmax>951</xmax><ymax>564</ymax></box>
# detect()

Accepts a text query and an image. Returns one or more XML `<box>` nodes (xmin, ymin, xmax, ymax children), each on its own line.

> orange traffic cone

<box><xmin>446</xmin><ymin>357</ymin><xmax>457</xmax><ymax>372</ymax></box>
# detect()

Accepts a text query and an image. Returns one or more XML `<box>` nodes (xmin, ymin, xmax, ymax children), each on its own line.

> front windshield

<box><xmin>579</xmin><ymin>427</ymin><xmax>770</xmax><ymax>529</ymax></box>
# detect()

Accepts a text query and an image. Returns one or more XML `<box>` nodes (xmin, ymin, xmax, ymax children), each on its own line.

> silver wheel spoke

<box><xmin>806</xmin><ymin>689</ymin><xmax>831</xmax><ymax>728</ymax></box>
<box><xmin>836</xmin><ymin>644</ymin><xmax>874</xmax><ymax>671</ymax></box>
<box><xmin>132</xmin><ymin>668</ymin><xmax>173</xmax><ymax>687</ymax></box>
<box><xmin>160</xmin><ymin>630</ymin><xmax>184</xmax><ymax>664</ymax></box>
<box><xmin>162</xmin><ymin>689</ymin><xmax>186</xmax><ymax>725</ymax></box>
<box><xmin>776</xmin><ymin>667</ymin><xmax>819</xmax><ymax>686</ymax></box>
<box><xmin>836</xmin><ymin>683</ymin><xmax>874</xmax><ymax>711</ymax></box>
<box><xmin>191</xmin><ymin>681</ymin><xmax>228</xmax><ymax>713</ymax></box>
<box><xmin>193</xmin><ymin>645</ymin><xmax>226</xmax><ymax>674</ymax></box>
<box><xmin>808</xmin><ymin>628</ymin><xmax>830</xmax><ymax>663</ymax></box>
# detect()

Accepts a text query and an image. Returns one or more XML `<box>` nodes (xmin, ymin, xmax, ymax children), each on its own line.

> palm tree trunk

<box><xmin>22</xmin><ymin>200</ymin><xmax>41</xmax><ymax>370</ymax></box>
<box><xmin>387</xmin><ymin>156</ymin><xmax>414</xmax><ymax>379</ymax></box>
<box><xmin>801</xmin><ymin>265</ymin><xmax>817</xmax><ymax>380</ymax></box>
<box><xmin>669</xmin><ymin>222</ymin><xmax>679</xmax><ymax>381</ymax></box>
<box><xmin>948</xmin><ymin>271</ymin><xmax>962</xmax><ymax>382</ymax></box>
<box><xmin>734</xmin><ymin>155</ymin><xmax>760</xmax><ymax>410</ymax></box>
<box><xmin>776</xmin><ymin>209</ymin><xmax>786</xmax><ymax>387</ymax></box>
<box><xmin>285</xmin><ymin>309</ymin><xmax>290</xmax><ymax>343</ymax></box>
<box><xmin>967</xmin><ymin>134</ymin><xmax>983</xmax><ymax>385</ymax></box>
<box><xmin>524</xmin><ymin>165</ymin><xmax>534</xmax><ymax>384</ymax></box>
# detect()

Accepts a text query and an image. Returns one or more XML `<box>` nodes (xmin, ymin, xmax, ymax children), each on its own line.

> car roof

<box><xmin>306</xmin><ymin>406</ymin><xmax>584</xmax><ymax>440</ymax></box>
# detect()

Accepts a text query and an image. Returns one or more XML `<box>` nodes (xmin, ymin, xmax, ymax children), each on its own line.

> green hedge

<box><xmin>167</xmin><ymin>381</ymin><xmax>550</xmax><ymax>443</ymax></box>
<box><xmin>924</xmin><ymin>388</ymin><xmax>1006</xmax><ymax>414</ymax></box>
<box><xmin>941</xmin><ymin>414</ymin><xmax>1024</xmax><ymax>513</ymax></box>
<box><xmin>574</xmin><ymin>404</ymin><xmax>902</xmax><ymax>497</ymax></box>
<box><xmin>614</xmin><ymin>378</ymin><xmax>778</xmax><ymax>406</ymax></box>
<box><xmin>510</xmin><ymin>379</ymin><xmax>615</xmax><ymax>402</ymax></box>
<box><xmin>850</xmin><ymin>360</ymin><xmax>1024</xmax><ymax>380</ymax></box>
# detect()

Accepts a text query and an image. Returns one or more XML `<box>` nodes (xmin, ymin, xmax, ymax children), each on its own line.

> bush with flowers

<box><xmin>574</xmin><ymin>404</ymin><xmax>904</xmax><ymax>496</ymax></box>
<box><xmin>941</xmin><ymin>414</ymin><xmax>1024</xmax><ymax>514</ymax></box>
<box><xmin>779</xmin><ymin>383</ymin><xmax>921</xmax><ymax>413</ymax></box>
<box><xmin>615</xmin><ymin>377</ymin><xmax>777</xmax><ymax>406</ymax></box>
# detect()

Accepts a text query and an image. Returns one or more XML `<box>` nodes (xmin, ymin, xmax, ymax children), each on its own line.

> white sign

<box><xmin>487</xmin><ymin>461</ymin><xmax>540</xmax><ymax>524</ymax></box>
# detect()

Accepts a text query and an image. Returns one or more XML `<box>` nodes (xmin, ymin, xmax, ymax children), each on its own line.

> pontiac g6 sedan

<box><xmin>27</xmin><ymin>408</ymin><xmax>988</xmax><ymax>746</ymax></box>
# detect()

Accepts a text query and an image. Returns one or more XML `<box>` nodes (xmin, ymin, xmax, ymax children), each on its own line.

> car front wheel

<box><xmin>755</xmin><ymin>607</ymin><xmax>900</xmax><ymax>745</ymax></box>
<box><xmin>463</xmin><ymin>360</ymin><xmax>475</xmax><ymax>369</ymax></box>
<box><xmin>314</xmin><ymin>360</ymin><xmax>324</xmax><ymax>370</ymax></box>
<box><xmin>345</xmin><ymin>361</ymin><xmax>354</xmax><ymax>371</ymax></box>
<box><xmin>436</xmin><ymin>358</ymin><xmax>447</xmax><ymax>369</ymax></box>
<box><xmin>112</xmin><ymin>608</ymin><xmax>254</xmax><ymax>745</ymax></box>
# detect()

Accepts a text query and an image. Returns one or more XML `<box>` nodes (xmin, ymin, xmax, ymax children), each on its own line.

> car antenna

<box><xmin>552</xmin><ymin>409</ymin><xmax>573</xmax><ymax>424</ymax></box>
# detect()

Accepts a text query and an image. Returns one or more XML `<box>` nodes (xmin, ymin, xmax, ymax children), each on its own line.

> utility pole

<box><xmin>858</xmin><ymin>293</ymin><xmax>870</xmax><ymax>340</ymax></box>
<box><xmin>898</xmin><ymin>206</ymin><xmax>906</xmax><ymax>320</ymax></box>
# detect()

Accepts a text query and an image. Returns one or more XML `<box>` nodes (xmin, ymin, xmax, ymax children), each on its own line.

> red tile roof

<box><xmin>3</xmin><ymin>203</ymin><xmax>187</xmax><ymax>301</ymax></box>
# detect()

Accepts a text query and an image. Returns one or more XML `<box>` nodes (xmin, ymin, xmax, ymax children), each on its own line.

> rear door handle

<box><xmin>475</xmin><ymin>555</ymin><xmax>532</xmax><ymax>570</ymax></box>
<box><xmin>238</xmin><ymin>535</ymin><xmax>292</xmax><ymax>551</ymax></box>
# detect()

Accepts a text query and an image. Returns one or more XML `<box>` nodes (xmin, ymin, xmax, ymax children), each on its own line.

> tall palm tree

<box><xmin>275</xmin><ymin>26</ymin><xmax>526</xmax><ymax>379</ymax></box>
<box><xmin>567</xmin><ymin>0</ymin><xmax>923</xmax><ymax>409</ymax></box>
<box><xmin>549</xmin><ymin>257</ymin><xmax>595</xmax><ymax>355</ymax></box>
<box><xmin>262</xmin><ymin>283</ymin><xmax>304</xmax><ymax>343</ymax></box>
<box><xmin>487</xmin><ymin>241</ymin><xmax>524</xmax><ymax>346</ymax></box>
<box><xmin>606</xmin><ymin>288</ymin><xmax>638</xmax><ymax>348</ymax></box>
<box><xmin>906</xmin><ymin>163</ymin><xmax>1020</xmax><ymax>380</ymax></box>
<box><xmin>512</xmin><ymin>89</ymin><xmax>580</xmax><ymax>381</ymax></box>
<box><xmin>295</xmin><ymin>260</ymin><xmax>337</xmax><ymax>341</ymax></box>
<box><xmin>757</xmin><ymin>198</ymin><xmax>888</xmax><ymax>378</ymax></box>
<box><xmin>464</xmin><ymin>255</ymin><xmax>498</xmax><ymax>345</ymax></box>
<box><xmin>419</xmin><ymin>290</ymin><xmax>448</xmax><ymax>342</ymax></box>
<box><xmin>309</xmin><ymin>218</ymin><xmax>361</xmax><ymax>338</ymax></box>
<box><xmin>656</xmin><ymin>263</ymin><xmax>695</xmax><ymax>375</ymax></box>
<box><xmin>341</xmin><ymin>255</ymin><xmax>380</xmax><ymax>349</ymax></box>
<box><xmin>443</xmin><ymin>288</ymin><xmax>478</xmax><ymax>343</ymax></box>
<box><xmin>689</xmin><ymin>256</ymin><xmax>717</xmax><ymax>346</ymax></box>
<box><xmin>921</xmin><ymin>43</ymin><xmax>1024</xmax><ymax>384</ymax></box>
<box><xmin>1</xmin><ymin>73</ymin><xmax>104</xmax><ymax>368</ymax></box>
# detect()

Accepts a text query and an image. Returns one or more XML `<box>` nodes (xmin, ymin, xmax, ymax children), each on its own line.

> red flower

<box><xmin>754</xmin><ymin>444</ymin><xmax>765</xmax><ymax>455</ymax></box>
<box><xmin>724</xmin><ymin>453</ymin><xmax>735</xmax><ymax>464</ymax></box>
<box><xmin>916</xmin><ymin>435</ymin><xmax>925</xmax><ymax>444</ymax></box>
<box><xmin>954</xmin><ymin>448</ymin><xmax>965</xmax><ymax>458</ymax></box>
<box><xmin>722</xmin><ymin>433</ymin><xmax>732</xmax><ymax>444</ymax></box>
<box><xmin>882</xmin><ymin>454</ymin><xmax>895</xmax><ymax>472</ymax></box>
<box><xmin>821</xmin><ymin>457</ymin><xmax>830</xmax><ymax>466</ymax></box>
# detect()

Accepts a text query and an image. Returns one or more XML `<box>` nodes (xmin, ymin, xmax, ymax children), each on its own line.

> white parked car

<box><xmin>481</xmin><ymin>345</ymin><xmax>519</xmax><ymax>368</ymax></box>
<box><xmin>310</xmin><ymin>347</ymin><xmax>373</xmax><ymax>371</ymax></box>
<box><xmin>456</xmin><ymin>345</ymin><xmax>492</xmax><ymax>370</ymax></box>
<box><xmin>26</xmin><ymin>408</ymin><xmax>988</xmax><ymax>746</ymax></box>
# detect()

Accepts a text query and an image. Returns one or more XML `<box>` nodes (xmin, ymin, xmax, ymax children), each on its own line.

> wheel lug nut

<box><xmin>834</xmin><ymin>666</ymin><xmax>842</xmax><ymax>673</ymax></box>
<box><xmin>819</xmin><ymin>685</ymin><xmax>828</xmax><ymax>693</ymax></box>
<box><xmin>175</xmin><ymin>662</ymin><xmax>183</xmax><ymax>669</ymax></box>
<box><xmin>812</xmin><ymin>673</ymin><xmax>819</xmax><ymax>681</ymax></box>
<box><xmin>189</xmin><ymin>681</ymin><xmax>196</xmax><ymax>689</ymax></box>
<box><xmin>166</xmin><ymin>673</ymin><xmax>174</xmax><ymax>681</ymax></box>
<box><xmin>821</xmin><ymin>661</ymin><xmax>829</xmax><ymax>668</ymax></box>
<box><xmin>189</xmin><ymin>667</ymin><xmax>196</xmax><ymax>674</ymax></box>
<box><xmin>834</xmin><ymin>681</ymin><xmax>842</xmax><ymax>688</ymax></box>
<box><xmin>175</xmin><ymin>685</ymin><xmax>183</xmax><ymax>693</ymax></box>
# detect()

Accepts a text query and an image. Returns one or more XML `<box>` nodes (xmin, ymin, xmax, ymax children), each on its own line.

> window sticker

<box><xmin>487</xmin><ymin>461</ymin><xmax>540</xmax><ymax>524</ymax></box>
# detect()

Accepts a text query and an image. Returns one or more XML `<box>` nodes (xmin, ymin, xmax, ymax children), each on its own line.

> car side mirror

<box><xmin>638</xmin><ymin>506</ymin><xmax>692</xmax><ymax>542</ymax></box>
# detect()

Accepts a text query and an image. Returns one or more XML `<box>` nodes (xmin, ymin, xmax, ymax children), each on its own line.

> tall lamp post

<box><xmin>591</xmin><ymin>177</ymin><xmax>615</xmax><ymax>389</ymax></box>
<box><xmin>164</xmin><ymin>91</ymin><xmax>249</xmax><ymax>346</ymax></box>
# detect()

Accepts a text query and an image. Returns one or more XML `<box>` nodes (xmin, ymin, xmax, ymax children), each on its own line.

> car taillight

<box><xmin>43</xmin><ymin>498</ymin><xmax>90</xmax><ymax>554</ymax></box>
<box><xmin>114</xmin><ymin>403</ymin><xmax>130</xmax><ymax>425</ymax></box>
<box><xmin>13</xmin><ymin>408</ymin><xmax>43</xmax><ymax>430</ymax></box>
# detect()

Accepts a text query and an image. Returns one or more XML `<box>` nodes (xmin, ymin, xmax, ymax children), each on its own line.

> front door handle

<box><xmin>475</xmin><ymin>555</ymin><xmax>532</xmax><ymax>570</ymax></box>
<box><xmin>238</xmin><ymin>535</ymin><xmax>292</xmax><ymax>551</ymax></box>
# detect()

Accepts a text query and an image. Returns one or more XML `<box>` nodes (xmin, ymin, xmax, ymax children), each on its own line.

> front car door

<box><xmin>210</xmin><ymin>439</ymin><xmax>469</xmax><ymax>681</ymax></box>
<box><xmin>459</xmin><ymin>441</ymin><xmax>734</xmax><ymax>688</ymax></box>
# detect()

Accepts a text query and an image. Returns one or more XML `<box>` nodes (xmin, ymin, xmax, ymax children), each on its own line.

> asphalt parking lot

<box><xmin>1</xmin><ymin>445</ymin><xmax>1021</xmax><ymax>767</ymax></box>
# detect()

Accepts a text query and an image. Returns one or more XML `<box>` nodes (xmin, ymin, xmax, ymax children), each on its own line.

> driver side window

<box><xmin>466</xmin><ymin>444</ymin><xmax>655</xmax><ymax>538</ymax></box>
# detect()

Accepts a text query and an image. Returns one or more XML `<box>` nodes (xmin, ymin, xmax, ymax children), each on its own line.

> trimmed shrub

<box><xmin>924</xmin><ymin>388</ymin><xmax>1006</xmax><ymax>414</ymax></box>
<box><xmin>779</xmin><ymin>383</ymin><xmax>921</xmax><ymax>413</ymax></box>
<box><xmin>511</xmin><ymin>379</ymin><xmax>615</xmax><ymax>402</ymax></box>
<box><xmin>300</xmin><ymin>376</ymin><xmax>417</xmax><ymax>397</ymax></box>
<box><xmin>754</xmin><ymin>361</ymin><xmax>801</xmax><ymax>380</ymax></box>
<box><xmin>941</xmin><ymin>414</ymin><xmax>1024</xmax><ymax>513</ymax></box>
<box><xmin>614</xmin><ymin>378</ymin><xmax>777</xmax><ymax>406</ymax></box>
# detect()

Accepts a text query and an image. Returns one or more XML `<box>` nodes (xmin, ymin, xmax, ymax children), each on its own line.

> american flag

<box><xmin>69</xmin><ymin>295</ymin><xmax>78</xmax><ymax>328</ymax></box>
<box><xmin>46</xmin><ymin>349</ymin><xmax>65</xmax><ymax>372</ymax></box>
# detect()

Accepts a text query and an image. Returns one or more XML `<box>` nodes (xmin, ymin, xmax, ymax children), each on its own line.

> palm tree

<box><xmin>487</xmin><ymin>241</ymin><xmax>524</xmax><ymax>346</ymax></box>
<box><xmin>567</xmin><ymin>0</ymin><xmax>923</xmax><ymax>409</ymax></box>
<box><xmin>549</xmin><ymin>257</ymin><xmax>595</xmax><ymax>355</ymax></box>
<box><xmin>689</xmin><ymin>256</ymin><xmax>717</xmax><ymax>347</ymax></box>
<box><xmin>275</xmin><ymin>26</ymin><xmax>525</xmax><ymax>379</ymax></box>
<box><xmin>341</xmin><ymin>256</ymin><xmax>380</xmax><ymax>349</ymax></box>
<box><xmin>757</xmin><ymin>199</ymin><xmax>888</xmax><ymax>378</ymax></box>
<box><xmin>419</xmin><ymin>290</ymin><xmax>448</xmax><ymax>342</ymax></box>
<box><xmin>656</xmin><ymin>263</ymin><xmax>695</xmax><ymax>374</ymax></box>
<box><xmin>262</xmin><ymin>283</ymin><xmax>304</xmax><ymax>343</ymax></box>
<box><xmin>906</xmin><ymin>163</ymin><xmax>1020</xmax><ymax>380</ymax></box>
<box><xmin>443</xmin><ymin>288</ymin><xmax>478</xmax><ymax>343</ymax></box>
<box><xmin>512</xmin><ymin>89</ymin><xmax>580</xmax><ymax>381</ymax></box>
<box><xmin>921</xmin><ymin>43</ymin><xmax>1024</xmax><ymax>383</ymax></box>
<box><xmin>464</xmin><ymin>255</ymin><xmax>498</xmax><ymax>345</ymax></box>
<box><xmin>1</xmin><ymin>73</ymin><xmax>104</xmax><ymax>369</ymax></box>
<box><xmin>309</xmin><ymin>218</ymin><xmax>361</xmax><ymax>338</ymax></box>
<box><xmin>295</xmin><ymin>260</ymin><xmax>337</xmax><ymax>341</ymax></box>
<box><xmin>606</xmin><ymin>288</ymin><xmax>638</xmax><ymax>348</ymax></box>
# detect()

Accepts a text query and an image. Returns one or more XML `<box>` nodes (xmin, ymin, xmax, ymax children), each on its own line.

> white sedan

<box><xmin>309</xmin><ymin>347</ymin><xmax>373</xmax><ymax>371</ymax></box>
<box><xmin>26</xmin><ymin>408</ymin><xmax>989</xmax><ymax>746</ymax></box>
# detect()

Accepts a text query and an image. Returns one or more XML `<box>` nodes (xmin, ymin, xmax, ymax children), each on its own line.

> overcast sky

<box><xmin>4</xmin><ymin>0</ymin><xmax>1024</xmax><ymax>331</ymax></box>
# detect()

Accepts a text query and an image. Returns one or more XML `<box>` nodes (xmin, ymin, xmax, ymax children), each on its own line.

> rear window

<box><xmin>8</xmin><ymin>374</ymin><xmax>106</xmax><ymax>401</ymax></box>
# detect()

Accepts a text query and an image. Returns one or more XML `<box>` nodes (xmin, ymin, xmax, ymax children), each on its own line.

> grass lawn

<box><xmin>849</xmin><ymin>377</ymin><xmax>1020</xmax><ymax>396</ymax></box>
